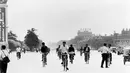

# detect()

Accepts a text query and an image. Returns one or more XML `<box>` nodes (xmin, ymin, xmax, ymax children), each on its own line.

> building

<box><xmin>77</xmin><ymin>28</ymin><xmax>94</xmax><ymax>40</ymax></box>
<box><xmin>0</xmin><ymin>0</ymin><xmax>8</xmax><ymax>47</ymax></box>
<box><xmin>113</xmin><ymin>29</ymin><xmax>130</xmax><ymax>47</ymax></box>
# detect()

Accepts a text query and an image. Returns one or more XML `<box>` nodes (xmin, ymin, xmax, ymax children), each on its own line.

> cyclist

<box><xmin>16</xmin><ymin>46</ymin><xmax>22</xmax><ymax>59</ymax></box>
<box><xmin>83</xmin><ymin>44</ymin><xmax>90</xmax><ymax>64</ymax></box>
<box><xmin>60</xmin><ymin>41</ymin><xmax>69</xmax><ymax>71</ymax></box>
<box><xmin>56</xmin><ymin>45</ymin><xmax>62</xmax><ymax>59</ymax></box>
<box><xmin>68</xmin><ymin>44</ymin><xmax>75</xmax><ymax>64</ymax></box>
<box><xmin>80</xmin><ymin>47</ymin><xmax>83</xmax><ymax>56</ymax></box>
<box><xmin>41</xmin><ymin>42</ymin><xmax>49</xmax><ymax>66</ymax></box>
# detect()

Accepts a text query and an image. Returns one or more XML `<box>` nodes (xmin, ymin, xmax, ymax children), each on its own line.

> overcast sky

<box><xmin>7</xmin><ymin>0</ymin><xmax>130</xmax><ymax>43</ymax></box>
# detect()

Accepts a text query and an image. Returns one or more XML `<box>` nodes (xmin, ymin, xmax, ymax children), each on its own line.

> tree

<box><xmin>8</xmin><ymin>31</ymin><xmax>17</xmax><ymax>41</ymax></box>
<box><xmin>8</xmin><ymin>31</ymin><xmax>21</xmax><ymax>51</ymax></box>
<box><xmin>24</xmin><ymin>28</ymin><xmax>39</xmax><ymax>51</ymax></box>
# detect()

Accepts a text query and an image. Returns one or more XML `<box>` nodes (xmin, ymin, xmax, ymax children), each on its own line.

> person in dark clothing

<box><xmin>68</xmin><ymin>44</ymin><xmax>75</xmax><ymax>64</ymax></box>
<box><xmin>80</xmin><ymin>47</ymin><xmax>83</xmax><ymax>56</ymax></box>
<box><xmin>56</xmin><ymin>45</ymin><xmax>61</xmax><ymax>59</ymax></box>
<box><xmin>41</xmin><ymin>42</ymin><xmax>49</xmax><ymax>65</ymax></box>
<box><xmin>56</xmin><ymin>45</ymin><xmax>60</xmax><ymax>53</ymax></box>
<box><xmin>108</xmin><ymin>44</ymin><xmax>112</xmax><ymax>65</ymax></box>
<box><xmin>83</xmin><ymin>44</ymin><xmax>90</xmax><ymax>64</ymax></box>
<box><xmin>98</xmin><ymin>43</ymin><xmax>110</xmax><ymax>68</ymax></box>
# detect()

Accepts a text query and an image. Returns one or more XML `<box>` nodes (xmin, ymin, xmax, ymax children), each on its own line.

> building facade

<box><xmin>0</xmin><ymin>0</ymin><xmax>8</xmax><ymax>46</ymax></box>
<box><xmin>113</xmin><ymin>29</ymin><xmax>130</xmax><ymax>47</ymax></box>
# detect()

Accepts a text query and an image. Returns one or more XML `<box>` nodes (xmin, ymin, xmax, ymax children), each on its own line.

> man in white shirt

<box><xmin>0</xmin><ymin>45</ymin><xmax>10</xmax><ymax>73</ymax></box>
<box><xmin>59</xmin><ymin>41</ymin><xmax>69</xmax><ymax>70</ymax></box>
<box><xmin>98</xmin><ymin>43</ymin><xmax>110</xmax><ymax>68</ymax></box>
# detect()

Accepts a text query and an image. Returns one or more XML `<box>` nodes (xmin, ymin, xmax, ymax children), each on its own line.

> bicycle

<box><xmin>69</xmin><ymin>53</ymin><xmax>75</xmax><ymax>64</ymax></box>
<box><xmin>62</xmin><ymin>53</ymin><xmax>68</xmax><ymax>71</ymax></box>
<box><xmin>17</xmin><ymin>52</ymin><xmax>21</xmax><ymax>60</ymax></box>
<box><xmin>84</xmin><ymin>52</ymin><xmax>90</xmax><ymax>64</ymax></box>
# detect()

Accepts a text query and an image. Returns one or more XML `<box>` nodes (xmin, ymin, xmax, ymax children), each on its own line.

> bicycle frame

<box><xmin>62</xmin><ymin>54</ymin><xmax>68</xmax><ymax>71</ymax></box>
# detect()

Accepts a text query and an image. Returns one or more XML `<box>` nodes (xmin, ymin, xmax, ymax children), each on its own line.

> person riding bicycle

<box><xmin>83</xmin><ymin>44</ymin><xmax>90</xmax><ymax>64</ymax></box>
<box><xmin>68</xmin><ymin>44</ymin><xmax>75</xmax><ymax>64</ymax></box>
<box><xmin>41</xmin><ymin>42</ymin><xmax>49</xmax><ymax>65</ymax></box>
<box><xmin>56</xmin><ymin>45</ymin><xmax>61</xmax><ymax>59</ymax></box>
<box><xmin>16</xmin><ymin>46</ymin><xmax>22</xmax><ymax>59</ymax></box>
<box><xmin>60</xmin><ymin>41</ymin><xmax>69</xmax><ymax>70</ymax></box>
<box><xmin>80</xmin><ymin>47</ymin><xmax>83</xmax><ymax>56</ymax></box>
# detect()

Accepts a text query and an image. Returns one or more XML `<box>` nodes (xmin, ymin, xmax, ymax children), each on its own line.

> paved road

<box><xmin>7</xmin><ymin>50</ymin><xmax>129</xmax><ymax>73</ymax></box>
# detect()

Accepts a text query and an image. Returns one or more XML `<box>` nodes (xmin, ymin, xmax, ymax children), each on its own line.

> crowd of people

<box><xmin>0</xmin><ymin>40</ymin><xmax>118</xmax><ymax>73</ymax></box>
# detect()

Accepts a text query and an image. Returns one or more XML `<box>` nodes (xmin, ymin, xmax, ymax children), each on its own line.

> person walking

<box><xmin>41</xmin><ymin>42</ymin><xmax>49</xmax><ymax>66</ymax></box>
<box><xmin>98</xmin><ymin>43</ymin><xmax>110</xmax><ymax>68</ymax></box>
<box><xmin>108</xmin><ymin>44</ymin><xmax>112</xmax><ymax>65</ymax></box>
<box><xmin>0</xmin><ymin>45</ymin><xmax>10</xmax><ymax>73</ymax></box>
<box><xmin>83</xmin><ymin>44</ymin><xmax>90</xmax><ymax>64</ymax></box>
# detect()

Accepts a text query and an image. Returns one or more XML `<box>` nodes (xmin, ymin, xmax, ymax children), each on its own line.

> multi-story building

<box><xmin>77</xmin><ymin>28</ymin><xmax>94</xmax><ymax>40</ymax></box>
<box><xmin>113</xmin><ymin>29</ymin><xmax>130</xmax><ymax>47</ymax></box>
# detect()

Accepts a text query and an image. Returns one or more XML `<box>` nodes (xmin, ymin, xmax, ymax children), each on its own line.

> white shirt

<box><xmin>16</xmin><ymin>47</ymin><xmax>21</xmax><ymax>52</ymax></box>
<box><xmin>98</xmin><ymin>46</ymin><xmax>110</xmax><ymax>54</ymax></box>
<box><xmin>108</xmin><ymin>47</ymin><xmax>112</xmax><ymax>53</ymax></box>
<box><xmin>0</xmin><ymin>49</ymin><xmax>9</xmax><ymax>60</ymax></box>
<box><xmin>60</xmin><ymin>45</ymin><xmax>68</xmax><ymax>53</ymax></box>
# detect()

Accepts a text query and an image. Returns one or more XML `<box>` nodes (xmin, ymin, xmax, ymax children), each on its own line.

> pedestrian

<box><xmin>0</xmin><ymin>45</ymin><xmax>10</xmax><ymax>73</ymax></box>
<box><xmin>98</xmin><ymin>43</ymin><xmax>110</xmax><ymax>68</ymax></box>
<box><xmin>41</xmin><ymin>42</ymin><xmax>49</xmax><ymax>66</ymax></box>
<box><xmin>83</xmin><ymin>44</ymin><xmax>90</xmax><ymax>64</ymax></box>
<box><xmin>108</xmin><ymin>44</ymin><xmax>112</xmax><ymax>65</ymax></box>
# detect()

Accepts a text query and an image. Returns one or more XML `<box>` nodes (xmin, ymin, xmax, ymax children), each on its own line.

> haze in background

<box><xmin>7</xmin><ymin>0</ymin><xmax>130</xmax><ymax>43</ymax></box>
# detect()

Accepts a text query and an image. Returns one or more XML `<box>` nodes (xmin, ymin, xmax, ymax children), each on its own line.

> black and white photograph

<box><xmin>0</xmin><ymin>0</ymin><xmax>130</xmax><ymax>73</ymax></box>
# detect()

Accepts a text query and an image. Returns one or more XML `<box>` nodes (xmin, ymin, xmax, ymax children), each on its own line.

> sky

<box><xmin>7</xmin><ymin>0</ymin><xmax>130</xmax><ymax>43</ymax></box>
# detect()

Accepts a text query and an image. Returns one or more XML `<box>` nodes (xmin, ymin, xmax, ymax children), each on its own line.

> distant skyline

<box><xmin>7</xmin><ymin>0</ymin><xmax>130</xmax><ymax>43</ymax></box>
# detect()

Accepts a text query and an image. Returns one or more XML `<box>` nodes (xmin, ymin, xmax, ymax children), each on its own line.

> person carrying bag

<box><xmin>1</xmin><ymin>45</ymin><xmax>10</xmax><ymax>73</ymax></box>
<box><xmin>1</xmin><ymin>50</ymin><xmax>10</xmax><ymax>64</ymax></box>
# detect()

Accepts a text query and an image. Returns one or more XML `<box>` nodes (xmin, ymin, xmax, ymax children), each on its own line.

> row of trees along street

<box><xmin>8</xmin><ymin>28</ymin><xmax>42</xmax><ymax>52</ymax></box>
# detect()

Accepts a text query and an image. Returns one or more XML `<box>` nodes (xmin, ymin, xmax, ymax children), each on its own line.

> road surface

<box><xmin>7</xmin><ymin>50</ymin><xmax>129</xmax><ymax>73</ymax></box>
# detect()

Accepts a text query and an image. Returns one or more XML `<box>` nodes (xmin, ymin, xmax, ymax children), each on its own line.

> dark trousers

<box><xmin>101</xmin><ymin>53</ymin><xmax>109</xmax><ymax>67</ymax></box>
<box><xmin>109</xmin><ymin>53</ymin><xmax>112</xmax><ymax>63</ymax></box>
<box><xmin>1</xmin><ymin>61</ymin><xmax>8</xmax><ymax>73</ymax></box>
<box><xmin>84</xmin><ymin>52</ymin><xmax>90</xmax><ymax>62</ymax></box>
<box><xmin>42</xmin><ymin>54</ymin><xmax>47</xmax><ymax>63</ymax></box>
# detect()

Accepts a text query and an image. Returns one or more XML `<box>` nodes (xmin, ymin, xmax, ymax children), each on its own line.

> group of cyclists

<box><xmin>14</xmin><ymin>41</ymin><xmax>113</xmax><ymax>71</ymax></box>
<box><xmin>55</xmin><ymin>41</ymin><xmax>91</xmax><ymax>71</ymax></box>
